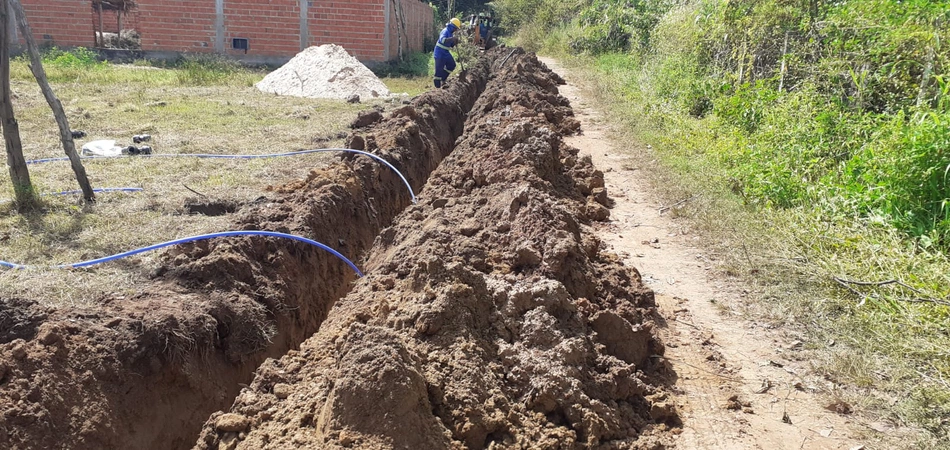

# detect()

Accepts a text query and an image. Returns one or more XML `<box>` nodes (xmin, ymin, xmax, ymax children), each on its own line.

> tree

<box><xmin>0</xmin><ymin>0</ymin><xmax>35</xmax><ymax>207</ymax></box>
<box><xmin>10</xmin><ymin>0</ymin><xmax>95</xmax><ymax>202</ymax></box>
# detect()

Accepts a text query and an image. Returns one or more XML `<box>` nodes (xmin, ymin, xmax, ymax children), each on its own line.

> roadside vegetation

<box><xmin>495</xmin><ymin>0</ymin><xmax>950</xmax><ymax>445</ymax></box>
<box><xmin>0</xmin><ymin>48</ymin><xmax>419</xmax><ymax>307</ymax></box>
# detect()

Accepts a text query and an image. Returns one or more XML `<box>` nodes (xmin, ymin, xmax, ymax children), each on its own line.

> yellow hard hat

<box><xmin>450</xmin><ymin>18</ymin><xmax>462</xmax><ymax>29</ymax></box>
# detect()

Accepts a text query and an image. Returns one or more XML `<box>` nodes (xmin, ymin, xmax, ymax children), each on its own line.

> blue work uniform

<box><xmin>433</xmin><ymin>23</ymin><xmax>458</xmax><ymax>88</ymax></box>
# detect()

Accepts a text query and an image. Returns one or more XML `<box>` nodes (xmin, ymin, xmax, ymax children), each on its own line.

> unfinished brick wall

<box><xmin>137</xmin><ymin>0</ymin><xmax>216</xmax><ymax>52</ymax></box>
<box><xmin>308</xmin><ymin>0</ymin><xmax>387</xmax><ymax>60</ymax></box>
<box><xmin>18</xmin><ymin>0</ymin><xmax>433</xmax><ymax>62</ymax></box>
<box><xmin>223</xmin><ymin>0</ymin><xmax>300</xmax><ymax>57</ymax></box>
<box><xmin>18</xmin><ymin>0</ymin><xmax>97</xmax><ymax>47</ymax></box>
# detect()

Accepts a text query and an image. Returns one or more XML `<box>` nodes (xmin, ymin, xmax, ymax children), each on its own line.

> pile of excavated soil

<box><xmin>0</xmin><ymin>53</ymin><xmax>494</xmax><ymax>449</ymax></box>
<box><xmin>255</xmin><ymin>44</ymin><xmax>391</xmax><ymax>100</ymax></box>
<box><xmin>196</xmin><ymin>49</ymin><xmax>676</xmax><ymax>450</ymax></box>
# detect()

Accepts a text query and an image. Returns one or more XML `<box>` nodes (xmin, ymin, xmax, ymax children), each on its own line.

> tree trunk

<box><xmin>0</xmin><ymin>0</ymin><xmax>34</xmax><ymax>206</ymax></box>
<box><xmin>10</xmin><ymin>0</ymin><xmax>95</xmax><ymax>202</ymax></box>
<box><xmin>116</xmin><ymin>8</ymin><xmax>122</xmax><ymax>35</ymax></box>
<box><xmin>392</xmin><ymin>0</ymin><xmax>404</xmax><ymax>61</ymax></box>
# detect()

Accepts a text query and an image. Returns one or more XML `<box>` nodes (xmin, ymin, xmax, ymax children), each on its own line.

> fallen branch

<box><xmin>183</xmin><ymin>184</ymin><xmax>207</xmax><ymax>197</ymax></box>
<box><xmin>659</xmin><ymin>194</ymin><xmax>699</xmax><ymax>214</ymax></box>
<box><xmin>832</xmin><ymin>276</ymin><xmax>950</xmax><ymax>307</ymax></box>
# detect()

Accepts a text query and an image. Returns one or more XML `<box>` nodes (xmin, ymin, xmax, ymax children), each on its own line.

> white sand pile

<box><xmin>255</xmin><ymin>44</ymin><xmax>390</xmax><ymax>100</ymax></box>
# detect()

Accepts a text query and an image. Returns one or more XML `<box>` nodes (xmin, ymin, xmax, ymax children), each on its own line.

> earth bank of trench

<box><xmin>0</xmin><ymin>50</ymin><xmax>497</xmax><ymax>450</ymax></box>
<box><xmin>196</xmin><ymin>49</ymin><xmax>677</xmax><ymax>450</ymax></box>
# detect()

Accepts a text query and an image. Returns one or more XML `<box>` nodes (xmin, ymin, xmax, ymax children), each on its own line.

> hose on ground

<box><xmin>26</xmin><ymin>148</ymin><xmax>417</xmax><ymax>203</ymax></box>
<box><xmin>0</xmin><ymin>230</ymin><xmax>363</xmax><ymax>277</ymax></box>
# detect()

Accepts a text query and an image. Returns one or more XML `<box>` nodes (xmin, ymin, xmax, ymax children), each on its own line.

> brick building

<box><xmin>15</xmin><ymin>0</ymin><xmax>435</xmax><ymax>64</ymax></box>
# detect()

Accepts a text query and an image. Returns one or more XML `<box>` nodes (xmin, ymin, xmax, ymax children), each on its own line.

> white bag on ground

<box><xmin>81</xmin><ymin>140</ymin><xmax>123</xmax><ymax>157</ymax></box>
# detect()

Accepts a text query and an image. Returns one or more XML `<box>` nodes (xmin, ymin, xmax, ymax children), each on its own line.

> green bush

<box><xmin>43</xmin><ymin>47</ymin><xmax>104</xmax><ymax>69</ymax></box>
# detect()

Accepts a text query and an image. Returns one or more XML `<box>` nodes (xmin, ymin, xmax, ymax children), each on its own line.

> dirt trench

<box><xmin>0</xmin><ymin>52</ymin><xmax>496</xmax><ymax>450</ymax></box>
<box><xmin>195</xmin><ymin>49</ymin><xmax>676</xmax><ymax>450</ymax></box>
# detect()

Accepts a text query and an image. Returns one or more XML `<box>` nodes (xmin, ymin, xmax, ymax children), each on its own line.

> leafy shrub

<box><xmin>43</xmin><ymin>47</ymin><xmax>104</xmax><ymax>69</ymax></box>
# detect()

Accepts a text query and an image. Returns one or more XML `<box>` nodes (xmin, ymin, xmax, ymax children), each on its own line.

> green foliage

<box><xmin>508</xmin><ymin>0</ymin><xmax>950</xmax><ymax>440</ymax></box>
<box><xmin>373</xmin><ymin>51</ymin><xmax>433</xmax><ymax>78</ymax></box>
<box><xmin>568</xmin><ymin>0</ymin><xmax>673</xmax><ymax>53</ymax></box>
<box><xmin>42</xmin><ymin>47</ymin><xmax>104</xmax><ymax>69</ymax></box>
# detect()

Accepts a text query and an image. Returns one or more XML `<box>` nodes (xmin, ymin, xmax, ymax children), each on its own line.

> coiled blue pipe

<box><xmin>0</xmin><ymin>230</ymin><xmax>363</xmax><ymax>276</ymax></box>
<box><xmin>26</xmin><ymin>148</ymin><xmax>417</xmax><ymax>203</ymax></box>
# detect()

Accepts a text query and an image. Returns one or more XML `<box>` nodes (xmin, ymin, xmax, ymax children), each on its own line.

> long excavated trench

<box><xmin>0</xmin><ymin>49</ymin><xmax>677</xmax><ymax>450</ymax></box>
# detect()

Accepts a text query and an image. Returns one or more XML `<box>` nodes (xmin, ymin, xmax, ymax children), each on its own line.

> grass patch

<box><xmin>0</xmin><ymin>56</ymin><xmax>383</xmax><ymax>307</ymax></box>
<box><xmin>374</xmin><ymin>51</ymin><xmax>435</xmax><ymax>97</ymax></box>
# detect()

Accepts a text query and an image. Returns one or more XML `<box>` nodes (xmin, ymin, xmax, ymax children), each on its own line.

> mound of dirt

<box><xmin>196</xmin><ymin>49</ymin><xmax>675</xmax><ymax>450</ymax></box>
<box><xmin>0</xmin><ymin>52</ymin><xmax>495</xmax><ymax>450</ymax></box>
<box><xmin>255</xmin><ymin>44</ymin><xmax>391</xmax><ymax>100</ymax></box>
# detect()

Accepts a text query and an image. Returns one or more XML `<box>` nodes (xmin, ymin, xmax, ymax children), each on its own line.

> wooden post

<box><xmin>97</xmin><ymin>2</ymin><xmax>104</xmax><ymax>47</ymax></box>
<box><xmin>0</xmin><ymin>0</ymin><xmax>34</xmax><ymax>207</ymax></box>
<box><xmin>10</xmin><ymin>0</ymin><xmax>95</xmax><ymax>202</ymax></box>
<box><xmin>778</xmin><ymin>31</ymin><xmax>789</xmax><ymax>92</ymax></box>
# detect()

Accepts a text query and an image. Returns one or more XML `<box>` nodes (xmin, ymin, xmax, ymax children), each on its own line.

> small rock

<box><xmin>37</xmin><ymin>327</ymin><xmax>61</xmax><ymax>346</ymax></box>
<box><xmin>346</xmin><ymin>94</ymin><xmax>360</xmax><ymax>104</ymax></box>
<box><xmin>339</xmin><ymin>430</ymin><xmax>356</xmax><ymax>446</ymax></box>
<box><xmin>825</xmin><ymin>400</ymin><xmax>852</xmax><ymax>415</ymax></box>
<box><xmin>591</xmin><ymin>187</ymin><xmax>609</xmax><ymax>206</ymax></box>
<box><xmin>215</xmin><ymin>413</ymin><xmax>251</xmax><ymax>432</ymax></box>
<box><xmin>649</xmin><ymin>402</ymin><xmax>675</xmax><ymax>421</ymax></box>
<box><xmin>11</xmin><ymin>340</ymin><xmax>27</xmax><ymax>360</ymax></box>
<box><xmin>515</xmin><ymin>245</ymin><xmax>541</xmax><ymax>267</ymax></box>
<box><xmin>349</xmin><ymin>110</ymin><xmax>381</xmax><ymax>128</ymax></box>
<box><xmin>273</xmin><ymin>383</ymin><xmax>292</xmax><ymax>399</ymax></box>
<box><xmin>586</xmin><ymin>201</ymin><xmax>610</xmax><ymax>221</ymax></box>
<box><xmin>219</xmin><ymin>432</ymin><xmax>240</xmax><ymax>450</ymax></box>
<box><xmin>459</xmin><ymin>221</ymin><xmax>481</xmax><ymax>237</ymax></box>
<box><xmin>431</xmin><ymin>198</ymin><xmax>449</xmax><ymax>208</ymax></box>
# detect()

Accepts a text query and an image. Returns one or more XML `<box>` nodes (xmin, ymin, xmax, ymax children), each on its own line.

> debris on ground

<box><xmin>255</xmin><ymin>44</ymin><xmax>391</xmax><ymax>101</ymax></box>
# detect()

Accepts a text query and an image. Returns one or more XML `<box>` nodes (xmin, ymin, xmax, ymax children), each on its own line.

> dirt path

<box><xmin>541</xmin><ymin>57</ymin><xmax>867</xmax><ymax>450</ymax></box>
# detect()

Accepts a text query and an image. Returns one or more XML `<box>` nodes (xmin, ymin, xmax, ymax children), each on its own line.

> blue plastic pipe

<box><xmin>0</xmin><ymin>230</ymin><xmax>363</xmax><ymax>276</ymax></box>
<box><xmin>52</xmin><ymin>187</ymin><xmax>144</xmax><ymax>196</ymax></box>
<box><xmin>26</xmin><ymin>148</ymin><xmax>417</xmax><ymax>203</ymax></box>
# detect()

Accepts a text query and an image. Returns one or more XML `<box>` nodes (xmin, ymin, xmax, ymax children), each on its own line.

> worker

<box><xmin>478</xmin><ymin>13</ymin><xmax>489</xmax><ymax>49</ymax></box>
<box><xmin>433</xmin><ymin>17</ymin><xmax>462</xmax><ymax>89</ymax></box>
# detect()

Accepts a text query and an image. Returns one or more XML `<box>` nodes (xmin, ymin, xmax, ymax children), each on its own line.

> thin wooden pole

<box><xmin>0</xmin><ymin>0</ymin><xmax>34</xmax><ymax>206</ymax></box>
<box><xmin>10</xmin><ymin>0</ymin><xmax>94</xmax><ymax>201</ymax></box>
<box><xmin>778</xmin><ymin>31</ymin><xmax>789</xmax><ymax>92</ymax></box>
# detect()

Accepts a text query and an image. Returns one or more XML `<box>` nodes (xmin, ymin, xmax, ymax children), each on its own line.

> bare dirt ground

<box><xmin>541</xmin><ymin>57</ymin><xmax>868</xmax><ymax>449</ymax></box>
<box><xmin>196</xmin><ymin>49</ymin><xmax>676</xmax><ymax>450</ymax></box>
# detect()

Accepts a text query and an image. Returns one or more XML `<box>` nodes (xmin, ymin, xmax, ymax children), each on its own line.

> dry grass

<box><xmin>0</xmin><ymin>58</ymin><xmax>425</xmax><ymax>308</ymax></box>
